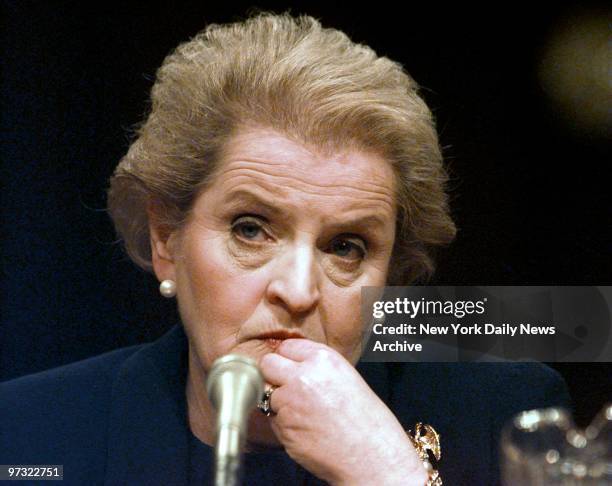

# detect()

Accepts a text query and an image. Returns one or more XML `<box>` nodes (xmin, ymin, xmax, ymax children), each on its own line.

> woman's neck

<box><xmin>185</xmin><ymin>351</ymin><xmax>216</xmax><ymax>446</ymax></box>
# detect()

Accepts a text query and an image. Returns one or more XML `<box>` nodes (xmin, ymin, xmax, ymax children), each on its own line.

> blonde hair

<box><xmin>108</xmin><ymin>12</ymin><xmax>456</xmax><ymax>284</ymax></box>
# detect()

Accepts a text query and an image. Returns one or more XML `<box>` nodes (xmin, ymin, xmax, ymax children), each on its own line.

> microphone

<box><xmin>206</xmin><ymin>354</ymin><xmax>264</xmax><ymax>486</ymax></box>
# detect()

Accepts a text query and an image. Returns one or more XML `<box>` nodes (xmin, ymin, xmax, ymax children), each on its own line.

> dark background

<box><xmin>1</xmin><ymin>1</ymin><xmax>610</xmax><ymax>427</ymax></box>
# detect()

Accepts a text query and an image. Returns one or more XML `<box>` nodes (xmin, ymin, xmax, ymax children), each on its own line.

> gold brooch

<box><xmin>407</xmin><ymin>423</ymin><xmax>442</xmax><ymax>486</ymax></box>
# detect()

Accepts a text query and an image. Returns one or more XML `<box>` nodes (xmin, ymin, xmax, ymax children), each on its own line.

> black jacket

<box><xmin>0</xmin><ymin>325</ymin><xmax>571</xmax><ymax>485</ymax></box>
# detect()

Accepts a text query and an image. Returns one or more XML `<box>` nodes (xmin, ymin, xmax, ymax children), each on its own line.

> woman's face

<box><xmin>151</xmin><ymin>127</ymin><xmax>397</xmax><ymax>373</ymax></box>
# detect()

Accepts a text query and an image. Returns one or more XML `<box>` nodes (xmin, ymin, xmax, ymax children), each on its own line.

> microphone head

<box><xmin>206</xmin><ymin>354</ymin><xmax>264</xmax><ymax>419</ymax></box>
<box><xmin>206</xmin><ymin>354</ymin><xmax>265</xmax><ymax>486</ymax></box>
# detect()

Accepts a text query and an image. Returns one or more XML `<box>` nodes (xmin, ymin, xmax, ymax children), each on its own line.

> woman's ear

<box><xmin>147</xmin><ymin>200</ymin><xmax>178</xmax><ymax>283</ymax></box>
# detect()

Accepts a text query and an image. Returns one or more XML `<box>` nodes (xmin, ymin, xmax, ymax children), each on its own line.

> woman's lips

<box><xmin>254</xmin><ymin>331</ymin><xmax>306</xmax><ymax>350</ymax></box>
<box><xmin>264</xmin><ymin>338</ymin><xmax>283</xmax><ymax>350</ymax></box>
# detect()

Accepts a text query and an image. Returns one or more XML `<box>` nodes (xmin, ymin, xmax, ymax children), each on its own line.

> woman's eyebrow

<box><xmin>222</xmin><ymin>189</ymin><xmax>285</xmax><ymax>218</ymax></box>
<box><xmin>222</xmin><ymin>189</ymin><xmax>391</xmax><ymax>230</ymax></box>
<box><xmin>325</xmin><ymin>214</ymin><xmax>389</xmax><ymax>232</ymax></box>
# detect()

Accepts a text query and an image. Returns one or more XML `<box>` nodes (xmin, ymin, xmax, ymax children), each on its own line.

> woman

<box><xmin>1</xmin><ymin>12</ymin><xmax>569</xmax><ymax>485</ymax></box>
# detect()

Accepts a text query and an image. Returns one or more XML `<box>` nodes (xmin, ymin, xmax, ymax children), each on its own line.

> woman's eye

<box><xmin>329</xmin><ymin>237</ymin><xmax>366</xmax><ymax>261</ymax></box>
<box><xmin>231</xmin><ymin>217</ymin><xmax>267</xmax><ymax>242</ymax></box>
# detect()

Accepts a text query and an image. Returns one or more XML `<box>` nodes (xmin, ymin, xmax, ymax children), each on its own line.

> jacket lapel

<box><xmin>102</xmin><ymin>326</ymin><xmax>403</xmax><ymax>485</ymax></box>
<box><xmin>105</xmin><ymin>325</ymin><xmax>190</xmax><ymax>486</ymax></box>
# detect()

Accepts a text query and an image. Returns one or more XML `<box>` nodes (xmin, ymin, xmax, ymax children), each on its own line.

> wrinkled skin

<box><xmin>150</xmin><ymin>127</ymin><xmax>427</xmax><ymax>485</ymax></box>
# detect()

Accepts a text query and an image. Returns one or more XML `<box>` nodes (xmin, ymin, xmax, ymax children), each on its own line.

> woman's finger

<box><xmin>265</xmin><ymin>382</ymin><xmax>290</xmax><ymax>416</ymax></box>
<box><xmin>260</xmin><ymin>351</ymin><xmax>299</xmax><ymax>385</ymax></box>
<box><xmin>275</xmin><ymin>338</ymin><xmax>323</xmax><ymax>362</ymax></box>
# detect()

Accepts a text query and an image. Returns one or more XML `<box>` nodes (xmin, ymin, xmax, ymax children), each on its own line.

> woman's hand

<box><xmin>259</xmin><ymin>339</ymin><xmax>428</xmax><ymax>486</ymax></box>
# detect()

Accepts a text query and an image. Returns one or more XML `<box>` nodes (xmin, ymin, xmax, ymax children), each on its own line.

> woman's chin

<box><xmin>246</xmin><ymin>410</ymin><xmax>283</xmax><ymax>451</ymax></box>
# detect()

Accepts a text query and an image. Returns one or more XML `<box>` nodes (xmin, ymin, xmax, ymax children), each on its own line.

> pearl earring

<box><xmin>159</xmin><ymin>279</ymin><xmax>177</xmax><ymax>298</ymax></box>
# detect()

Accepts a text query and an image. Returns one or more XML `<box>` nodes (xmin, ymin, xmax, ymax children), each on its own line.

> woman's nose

<box><xmin>265</xmin><ymin>243</ymin><xmax>320</xmax><ymax>315</ymax></box>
